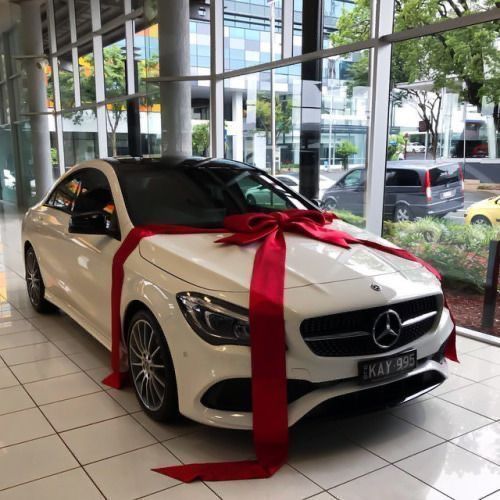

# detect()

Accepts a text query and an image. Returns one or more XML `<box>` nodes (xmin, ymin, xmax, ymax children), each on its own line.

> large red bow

<box><xmin>103</xmin><ymin>209</ymin><xmax>457</xmax><ymax>482</ymax></box>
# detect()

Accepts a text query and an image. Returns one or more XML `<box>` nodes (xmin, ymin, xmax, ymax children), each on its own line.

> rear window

<box><xmin>386</xmin><ymin>169</ymin><xmax>421</xmax><ymax>187</ymax></box>
<box><xmin>429</xmin><ymin>165</ymin><xmax>460</xmax><ymax>186</ymax></box>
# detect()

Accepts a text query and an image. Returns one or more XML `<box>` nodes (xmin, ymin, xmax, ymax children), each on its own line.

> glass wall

<box><xmin>62</xmin><ymin>109</ymin><xmax>98</xmax><ymax>168</ymax></box>
<box><xmin>1</xmin><ymin>0</ymin><xmax>498</xmax><ymax>335</ymax></box>
<box><xmin>379</xmin><ymin>21</ymin><xmax>499</xmax><ymax>335</ymax></box>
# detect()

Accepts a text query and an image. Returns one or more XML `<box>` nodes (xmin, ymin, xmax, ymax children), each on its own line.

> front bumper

<box><xmin>173</xmin><ymin>295</ymin><xmax>453</xmax><ymax>430</ymax></box>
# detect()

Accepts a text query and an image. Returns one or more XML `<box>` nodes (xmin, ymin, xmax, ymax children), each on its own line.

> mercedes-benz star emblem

<box><xmin>372</xmin><ymin>309</ymin><xmax>402</xmax><ymax>349</ymax></box>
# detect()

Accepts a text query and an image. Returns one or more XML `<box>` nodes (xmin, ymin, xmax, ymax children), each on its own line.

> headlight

<box><xmin>177</xmin><ymin>292</ymin><xmax>250</xmax><ymax>345</ymax></box>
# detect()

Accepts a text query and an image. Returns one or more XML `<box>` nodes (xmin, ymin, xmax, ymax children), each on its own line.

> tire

<box><xmin>24</xmin><ymin>245</ymin><xmax>57</xmax><ymax>314</ymax></box>
<box><xmin>394</xmin><ymin>203</ymin><xmax>413</xmax><ymax>222</ymax></box>
<box><xmin>127</xmin><ymin>309</ymin><xmax>179</xmax><ymax>422</ymax></box>
<box><xmin>247</xmin><ymin>194</ymin><xmax>256</xmax><ymax>205</ymax></box>
<box><xmin>323</xmin><ymin>197</ymin><xmax>337</xmax><ymax>211</ymax></box>
<box><xmin>471</xmin><ymin>215</ymin><xmax>492</xmax><ymax>227</ymax></box>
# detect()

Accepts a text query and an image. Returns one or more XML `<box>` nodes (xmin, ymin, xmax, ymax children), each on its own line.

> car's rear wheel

<box><xmin>323</xmin><ymin>197</ymin><xmax>337</xmax><ymax>211</ymax></box>
<box><xmin>471</xmin><ymin>215</ymin><xmax>491</xmax><ymax>227</ymax></box>
<box><xmin>25</xmin><ymin>246</ymin><xmax>57</xmax><ymax>313</ymax></box>
<box><xmin>127</xmin><ymin>309</ymin><xmax>179</xmax><ymax>422</ymax></box>
<box><xmin>394</xmin><ymin>203</ymin><xmax>413</xmax><ymax>222</ymax></box>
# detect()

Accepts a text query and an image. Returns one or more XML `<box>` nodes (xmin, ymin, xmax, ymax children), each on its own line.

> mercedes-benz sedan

<box><xmin>22</xmin><ymin>157</ymin><xmax>454</xmax><ymax>429</ymax></box>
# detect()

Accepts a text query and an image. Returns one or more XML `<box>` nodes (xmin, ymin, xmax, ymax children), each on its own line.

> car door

<box><xmin>335</xmin><ymin>169</ymin><xmax>365</xmax><ymax>215</ymax></box>
<box><xmin>63</xmin><ymin>168</ymin><xmax>122</xmax><ymax>340</ymax></box>
<box><xmin>33</xmin><ymin>173</ymin><xmax>82</xmax><ymax>306</ymax></box>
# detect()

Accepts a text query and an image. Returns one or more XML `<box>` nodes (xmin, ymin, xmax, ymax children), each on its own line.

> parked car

<box><xmin>23</xmin><ymin>157</ymin><xmax>453</xmax><ymax>429</ymax></box>
<box><xmin>322</xmin><ymin>161</ymin><xmax>465</xmax><ymax>222</ymax></box>
<box><xmin>406</xmin><ymin>142</ymin><xmax>426</xmax><ymax>153</ymax></box>
<box><xmin>464</xmin><ymin>196</ymin><xmax>500</xmax><ymax>226</ymax></box>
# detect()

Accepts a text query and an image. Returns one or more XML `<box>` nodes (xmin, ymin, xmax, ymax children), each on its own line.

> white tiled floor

<box><xmin>1</xmin><ymin>205</ymin><xmax>500</xmax><ymax>499</ymax></box>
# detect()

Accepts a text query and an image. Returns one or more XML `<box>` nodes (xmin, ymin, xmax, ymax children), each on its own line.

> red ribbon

<box><xmin>103</xmin><ymin>209</ymin><xmax>457</xmax><ymax>482</ymax></box>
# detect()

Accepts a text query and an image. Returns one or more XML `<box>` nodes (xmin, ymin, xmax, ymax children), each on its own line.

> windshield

<box><xmin>118</xmin><ymin>164</ymin><xmax>311</xmax><ymax>227</ymax></box>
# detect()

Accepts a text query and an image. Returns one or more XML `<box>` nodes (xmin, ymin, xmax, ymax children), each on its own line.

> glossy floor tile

<box><xmin>1</xmin><ymin>207</ymin><xmax>500</xmax><ymax>499</ymax></box>
<box><xmin>330</xmin><ymin>465</ymin><xmax>449</xmax><ymax>500</ymax></box>
<box><xmin>398</xmin><ymin>442</ymin><xmax>500</xmax><ymax>500</ymax></box>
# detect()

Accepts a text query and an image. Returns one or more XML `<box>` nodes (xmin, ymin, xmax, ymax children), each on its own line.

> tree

<box><xmin>102</xmin><ymin>45</ymin><xmax>127</xmax><ymax>157</ymax></box>
<box><xmin>192</xmin><ymin>123</ymin><xmax>210</xmax><ymax>156</ymax></box>
<box><xmin>336</xmin><ymin>140</ymin><xmax>358</xmax><ymax>169</ymax></box>
<box><xmin>255</xmin><ymin>94</ymin><xmax>293</xmax><ymax>143</ymax></box>
<box><xmin>331</xmin><ymin>0</ymin><xmax>500</xmax><ymax>158</ymax></box>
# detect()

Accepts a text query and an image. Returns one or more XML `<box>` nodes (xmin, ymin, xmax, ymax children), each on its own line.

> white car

<box><xmin>22</xmin><ymin>157</ymin><xmax>453</xmax><ymax>429</ymax></box>
<box><xmin>407</xmin><ymin>142</ymin><xmax>426</xmax><ymax>153</ymax></box>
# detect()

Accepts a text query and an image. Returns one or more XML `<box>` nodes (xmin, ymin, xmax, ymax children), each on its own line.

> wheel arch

<box><xmin>24</xmin><ymin>240</ymin><xmax>33</xmax><ymax>256</ymax></box>
<box><xmin>471</xmin><ymin>213</ymin><xmax>493</xmax><ymax>226</ymax></box>
<box><xmin>123</xmin><ymin>299</ymin><xmax>155</xmax><ymax>341</ymax></box>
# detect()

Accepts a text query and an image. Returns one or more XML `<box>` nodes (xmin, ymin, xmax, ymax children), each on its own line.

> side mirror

<box><xmin>69</xmin><ymin>211</ymin><xmax>118</xmax><ymax>239</ymax></box>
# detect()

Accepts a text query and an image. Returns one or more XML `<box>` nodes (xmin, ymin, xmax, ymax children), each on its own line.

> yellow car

<box><xmin>464</xmin><ymin>195</ymin><xmax>500</xmax><ymax>226</ymax></box>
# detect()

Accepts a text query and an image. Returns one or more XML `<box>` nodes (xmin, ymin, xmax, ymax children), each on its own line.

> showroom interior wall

<box><xmin>0</xmin><ymin>0</ymin><xmax>499</xmax><ymax>334</ymax></box>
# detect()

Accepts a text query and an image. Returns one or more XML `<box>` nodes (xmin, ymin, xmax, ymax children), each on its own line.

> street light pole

<box><xmin>327</xmin><ymin>59</ymin><xmax>334</xmax><ymax>170</ymax></box>
<box><xmin>269</xmin><ymin>0</ymin><xmax>276</xmax><ymax>176</ymax></box>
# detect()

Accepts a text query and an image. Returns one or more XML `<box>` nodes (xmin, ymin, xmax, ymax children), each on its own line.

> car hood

<box><xmin>138</xmin><ymin>219</ymin><xmax>428</xmax><ymax>292</ymax></box>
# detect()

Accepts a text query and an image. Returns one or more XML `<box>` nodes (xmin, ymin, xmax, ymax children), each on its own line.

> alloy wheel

<box><xmin>26</xmin><ymin>249</ymin><xmax>41</xmax><ymax>307</ymax></box>
<box><xmin>129</xmin><ymin>319</ymin><xmax>167</xmax><ymax>411</ymax></box>
<box><xmin>395</xmin><ymin>206</ymin><xmax>410</xmax><ymax>222</ymax></box>
<box><xmin>324</xmin><ymin>198</ymin><xmax>337</xmax><ymax>211</ymax></box>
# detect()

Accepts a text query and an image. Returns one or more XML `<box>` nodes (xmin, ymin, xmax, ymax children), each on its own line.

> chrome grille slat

<box><xmin>300</xmin><ymin>295</ymin><xmax>441</xmax><ymax>357</ymax></box>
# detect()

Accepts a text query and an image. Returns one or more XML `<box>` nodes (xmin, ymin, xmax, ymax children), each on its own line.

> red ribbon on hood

<box><xmin>103</xmin><ymin>209</ymin><xmax>457</xmax><ymax>482</ymax></box>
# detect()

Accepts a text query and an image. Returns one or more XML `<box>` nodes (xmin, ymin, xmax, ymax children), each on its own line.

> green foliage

<box><xmin>387</xmin><ymin>134</ymin><xmax>405</xmax><ymax>160</ymax></box>
<box><xmin>336</xmin><ymin>140</ymin><xmax>358</xmax><ymax>157</ymax></box>
<box><xmin>50</xmin><ymin>147</ymin><xmax>58</xmax><ymax>165</ymax></box>
<box><xmin>331</xmin><ymin>209</ymin><xmax>366</xmax><ymax>228</ymax></box>
<box><xmin>330</xmin><ymin>0</ymin><xmax>500</xmax><ymax>158</ymax></box>
<box><xmin>326</xmin><ymin>208</ymin><xmax>496</xmax><ymax>292</ymax></box>
<box><xmin>255</xmin><ymin>94</ymin><xmax>293</xmax><ymax>143</ymax></box>
<box><xmin>192</xmin><ymin>123</ymin><xmax>210</xmax><ymax>156</ymax></box>
<box><xmin>335</xmin><ymin>140</ymin><xmax>358</xmax><ymax>169</ymax></box>
<box><xmin>384</xmin><ymin>217</ymin><xmax>499</xmax><ymax>292</ymax></box>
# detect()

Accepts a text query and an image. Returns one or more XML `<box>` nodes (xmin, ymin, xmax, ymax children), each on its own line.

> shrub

<box><xmin>384</xmin><ymin>218</ymin><xmax>499</xmax><ymax>292</ymax></box>
<box><xmin>331</xmin><ymin>209</ymin><xmax>365</xmax><ymax>228</ymax></box>
<box><xmin>328</xmin><ymin>211</ymin><xmax>496</xmax><ymax>292</ymax></box>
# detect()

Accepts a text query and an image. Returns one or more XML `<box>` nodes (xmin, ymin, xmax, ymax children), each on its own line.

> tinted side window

<box><xmin>72</xmin><ymin>169</ymin><xmax>115</xmax><ymax>216</ymax></box>
<box><xmin>386</xmin><ymin>169</ymin><xmax>421</xmax><ymax>187</ymax></box>
<box><xmin>343</xmin><ymin>169</ymin><xmax>364</xmax><ymax>187</ymax></box>
<box><xmin>47</xmin><ymin>176</ymin><xmax>82</xmax><ymax>212</ymax></box>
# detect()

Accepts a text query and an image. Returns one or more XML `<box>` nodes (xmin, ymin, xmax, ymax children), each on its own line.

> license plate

<box><xmin>441</xmin><ymin>189</ymin><xmax>455</xmax><ymax>199</ymax></box>
<box><xmin>359</xmin><ymin>350</ymin><xmax>417</xmax><ymax>383</ymax></box>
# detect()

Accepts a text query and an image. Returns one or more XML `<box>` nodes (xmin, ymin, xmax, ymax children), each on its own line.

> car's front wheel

<box><xmin>127</xmin><ymin>309</ymin><xmax>179</xmax><ymax>422</ymax></box>
<box><xmin>323</xmin><ymin>197</ymin><xmax>337</xmax><ymax>211</ymax></box>
<box><xmin>471</xmin><ymin>215</ymin><xmax>491</xmax><ymax>227</ymax></box>
<box><xmin>25</xmin><ymin>246</ymin><xmax>57</xmax><ymax>313</ymax></box>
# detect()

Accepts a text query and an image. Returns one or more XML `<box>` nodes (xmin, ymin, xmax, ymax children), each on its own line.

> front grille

<box><xmin>300</xmin><ymin>295</ymin><xmax>441</xmax><ymax>357</ymax></box>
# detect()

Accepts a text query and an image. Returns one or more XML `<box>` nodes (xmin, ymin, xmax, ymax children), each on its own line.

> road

<box><xmin>444</xmin><ymin>190</ymin><xmax>492</xmax><ymax>225</ymax></box>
